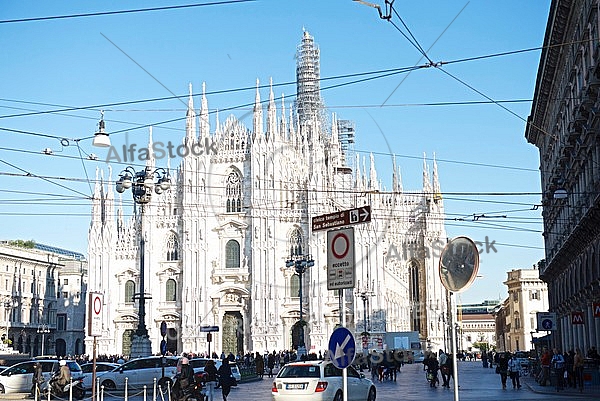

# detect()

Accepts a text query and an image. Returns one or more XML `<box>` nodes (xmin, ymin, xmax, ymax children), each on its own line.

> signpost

<box><xmin>200</xmin><ymin>326</ymin><xmax>219</xmax><ymax>357</ymax></box>
<box><xmin>312</xmin><ymin>206</ymin><xmax>371</xmax><ymax>232</ymax></box>
<box><xmin>327</xmin><ymin>228</ymin><xmax>355</xmax><ymax>290</ymax></box>
<box><xmin>536</xmin><ymin>312</ymin><xmax>557</xmax><ymax>331</ymax></box>
<box><xmin>87</xmin><ymin>292</ymin><xmax>103</xmax><ymax>401</ymax></box>
<box><xmin>328</xmin><ymin>327</ymin><xmax>355</xmax><ymax>401</ymax></box>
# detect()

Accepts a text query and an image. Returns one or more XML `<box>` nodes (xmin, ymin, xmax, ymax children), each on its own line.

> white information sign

<box><xmin>327</xmin><ymin>227</ymin><xmax>355</xmax><ymax>290</ymax></box>
<box><xmin>88</xmin><ymin>292</ymin><xmax>103</xmax><ymax>337</ymax></box>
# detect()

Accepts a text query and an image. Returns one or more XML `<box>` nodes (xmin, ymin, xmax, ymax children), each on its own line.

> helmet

<box><xmin>59</xmin><ymin>360</ymin><xmax>66</xmax><ymax>366</ymax></box>
<box><xmin>181</xmin><ymin>357</ymin><xmax>189</xmax><ymax>365</ymax></box>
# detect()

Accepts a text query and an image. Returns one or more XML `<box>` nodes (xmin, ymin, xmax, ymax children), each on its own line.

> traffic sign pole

<box><xmin>342</xmin><ymin>301</ymin><xmax>347</xmax><ymax>401</ymax></box>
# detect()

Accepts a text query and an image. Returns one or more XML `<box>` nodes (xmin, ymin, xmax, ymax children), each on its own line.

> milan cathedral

<box><xmin>87</xmin><ymin>31</ymin><xmax>449</xmax><ymax>357</ymax></box>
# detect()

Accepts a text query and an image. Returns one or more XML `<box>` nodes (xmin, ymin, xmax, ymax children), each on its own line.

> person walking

<box><xmin>539</xmin><ymin>347</ymin><xmax>551</xmax><ymax>386</ymax></box>
<box><xmin>218</xmin><ymin>357</ymin><xmax>233</xmax><ymax>401</ymax></box>
<box><xmin>551</xmin><ymin>348</ymin><xmax>566</xmax><ymax>391</ymax></box>
<box><xmin>439</xmin><ymin>351</ymin><xmax>450</xmax><ymax>388</ymax></box>
<box><xmin>267</xmin><ymin>352</ymin><xmax>276</xmax><ymax>378</ymax></box>
<box><xmin>496</xmin><ymin>352</ymin><xmax>509</xmax><ymax>389</ymax></box>
<box><xmin>507</xmin><ymin>353</ymin><xmax>522</xmax><ymax>389</ymax></box>
<box><xmin>255</xmin><ymin>352</ymin><xmax>264</xmax><ymax>379</ymax></box>
<box><xmin>573</xmin><ymin>348</ymin><xmax>585</xmax><ymax>392</ymax></box>
<box><xmin>204</xmin><ymin>359</ymin><xmax>218</xmax><ymax>401</ymax></box>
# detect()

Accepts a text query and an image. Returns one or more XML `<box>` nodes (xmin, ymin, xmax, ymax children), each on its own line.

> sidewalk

<box><xmin>520</xmin><ymin>372</ymin><xmax>600</xmax><ymax>398</ymax></box>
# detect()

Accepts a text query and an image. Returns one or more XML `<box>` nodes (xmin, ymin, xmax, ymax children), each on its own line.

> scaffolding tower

<box><xmin>336</xmin><ymin>119</ymin><xmax>356</xmax><ymax>168</ymax></box>
<box><xmin>295</xmin><ymin>30</ymin><xmax>324</xmax><ymax>128</ymax></box>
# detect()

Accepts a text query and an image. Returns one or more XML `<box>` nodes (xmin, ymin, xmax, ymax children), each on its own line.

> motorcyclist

<box><xmin>173</xmin><ymin>357</ymin><xmax>194</xmax><ymax>400</ymax></box>
<box><xmin>52</xmin><ymin>360</ymin><xmax>71</xmax><ymax>394</ymax></box>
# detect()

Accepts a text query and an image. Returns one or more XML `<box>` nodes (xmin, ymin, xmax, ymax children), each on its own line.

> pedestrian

<box><xmin>267</xmin><ymin>352</ymin><xmax>275</xmax><ymax>378</ymax></box>
<box><xmin>218</xmin><ymin>357</ymin><xmax>233</xmax><ymax>401</ymax></box>
<box><xmin>255</xmin><ymin>352</ymin><xmax>264</xmax><ymax>379</ymax></box>
<box><xmin>439</xmin><ymin>351</ymin><xmax>450</xmax><ymax>388</ymax></box>
<box><xmin>538</xmin><ymin>347</ymin><xmax>551</xmax><ymax>386</ymax></box>
<box><xmin>204</xmin><ymin>359</ymin><xmax>218</xmax><ymax>401</ymax></box>
<box><xmin>507</xmin><ymin>353</ymin><xmax>522</xmax><ymax>389</ymax></box>
<box><xmin>573</xmin><ymin>348</ymin><xmax>585</xmax><ymax>392</ymax></box>
<box><xmin>496</xmin><ymin>352</ymin><xmax>509</xmax><ymax>389</ymax></box>
<box><xmin>551</xmin><ymin>348</ymin><xmax>565</xmax><ymax>391</ymax></box>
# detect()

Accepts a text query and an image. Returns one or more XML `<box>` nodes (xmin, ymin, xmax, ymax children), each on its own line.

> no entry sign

<box><xmin>327</xmin><ymin>227</ymin><xmax>355</xmax><ymax>290</ymax></box>
<box><xmin>88</xmin><ymin>292</ymin><xmax>103</xmax><ymax>337</ymax></box>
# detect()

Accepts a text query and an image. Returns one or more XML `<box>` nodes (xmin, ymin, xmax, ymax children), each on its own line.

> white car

<box><xmin>80</xmin><ymin>362</ymin><xmax>121</xmax><ymax>390</ymax></box>
<box><xmin>272</xmin><ymin>360</ymin><xmax>376</xmax><ymax>401</ymax></box>
<box><xmin>188</xmin><ymin>358</ymin><xmax>242</xmax><ymax>383</ymax></box>
<box><xmin>0</xmin><ymin>359</ymin><xmax>83</xmax><ymax>394</ymax></box>
<box><xmin>99</xmin><ymin>356</ymin><xmax>179</xmax><ymax>391</ymax></box>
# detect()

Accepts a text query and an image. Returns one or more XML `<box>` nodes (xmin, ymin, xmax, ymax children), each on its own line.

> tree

<box><xmin>9</xmin><ymin>239</ymin><xmax>35</xmax><ymax>248</ymax></box>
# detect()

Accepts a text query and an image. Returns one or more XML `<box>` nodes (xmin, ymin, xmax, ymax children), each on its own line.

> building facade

<box><xmin>493</xmin><ymin>268</ymin><xmax>549</xmax><ymax>352</ymax></box>
<box><xmin>0</xmin><ymin>242</ymin><xmax>87</xmax><ymax>356</ymax></box>
<box><xmin>525</xmin><ymin>0</ymin><xmax>600</xmax><ymax>352</ymax></box>
<box><xmin>87</xmin><ymin>31</ymin><xmax>449</xmax><ymax>357</ymax></box>
<box><xmin>458</xmin><ymin>300</ymin><xmax>500</xmax><ymax>353</ymax></box>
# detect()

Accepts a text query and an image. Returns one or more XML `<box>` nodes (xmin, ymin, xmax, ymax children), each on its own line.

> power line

<box><xmin>0</xmin><ymin>1</ymin><xmax>256</xmax><ymax>24</ymax></box>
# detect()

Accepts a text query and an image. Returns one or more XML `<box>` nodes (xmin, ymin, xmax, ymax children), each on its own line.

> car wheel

<box><xmin>333</xmin><ymin>390</ymin><xmax>343</xmax><ymax>401</ymax></box>
<box><xmin>367</xmin><ymin>386</ymin><xmax>376</xmax><ymax>401</ymax></box>
<box><xmin>0</xmin><ymin>384</ymin><xmax>4</xmax><ymax>394</ymax></box>
<box><xmin>101</xmin><ymin>380</ymin><xmax>116</xmax><ymax>390</ymax></box>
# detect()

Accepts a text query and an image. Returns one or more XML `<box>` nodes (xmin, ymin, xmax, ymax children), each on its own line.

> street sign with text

<box><xmin>312</xmin><ymin>206</ymin><xmax>371</xmax><ymax>232</ymax></box>
<box><xmin>87</xmin><ymin>292</ymin><xmax>103</xmax><ymax>337</ymax></box>
<box><xmin>327</xmin><ymin>227</ymin><xmax>355</xmax><ymax>290</ymax></box>
<box><xmin>200</xmin><ymin>325</ymin><xmax>219</xmax><ymax>332</ymax></box>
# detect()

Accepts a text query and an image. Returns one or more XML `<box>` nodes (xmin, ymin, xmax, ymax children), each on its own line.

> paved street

<box><xmin>1</xmin><ymin>361</ymin><xmax>598</xmax><ymax>401</ymax></box>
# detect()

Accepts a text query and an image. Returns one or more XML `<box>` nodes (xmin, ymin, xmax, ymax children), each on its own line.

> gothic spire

<box><xmin>200</xmin><ymin>82</ymin><xmax>209</xmax><ymax>140</ymax></box>
<box><xmin>423</xmin><ymin>152</ymin><xmax>432</xmax><ymax>195</ymax></box>
<box><xmin>267</xmin><ymin>77</ymin><xmax>277</xmax><ymax>141</ymax></box>
<box><xmin>185</xmin><ymin>83</ymin><xmax>196</xmax><ymax>143</ymax></box>
<box><xmin>253</xmin><ymin>78</ymin><xmax>264</xmax><ymax>138</ymax></box>
<box><xmin>432</xmin><ymin>153</ymin><xmax>442</xmax><ymax>202</ymax></box>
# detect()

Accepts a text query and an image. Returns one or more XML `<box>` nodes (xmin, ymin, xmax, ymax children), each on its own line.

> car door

<box><xmin>346</xmin><ymin>366</ymin><xmax>367</xmax><ymax>401</ymax></box>
<box><xmin>119</xmin><ymin>359</ymin><xmax>142</xmax><ymax>389</ymax></box>
<box><xmin>1</xmin><ymin>362</ymin><xmax>34</xmax><ymax>393</ymax></box>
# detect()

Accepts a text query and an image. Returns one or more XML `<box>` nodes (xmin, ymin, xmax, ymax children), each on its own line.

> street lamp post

<box><xmin>116</xmin><ymin>166</ymin><xmax>171</xmax><ymax>357</ymax></box>
<box><xmin>3</xmin><ymin>297</ymin><xmax>18</xmax><ymax>345</ymax></box>
<box><xmin>37</xmin><ymin>325</ymin><xmax>50</xmax><ymax>356</ymax></box>
<box><xmin>286</xmin><ymin>254</ymin><xmax>314</xmax><ymax>358</ymax></box>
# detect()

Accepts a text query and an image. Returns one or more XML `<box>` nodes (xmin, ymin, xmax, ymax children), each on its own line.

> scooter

<box><xmin>32</xmin><ymin>372</ymin><xmax>86</xmax><ymax>400</ymax></box>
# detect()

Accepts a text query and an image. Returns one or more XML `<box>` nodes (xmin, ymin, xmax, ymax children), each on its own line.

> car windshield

<box><xmin>278</xmin><ymin>365</ymin><xmax>320</xmax><ymax>378</ymax></box>
<box><xmin>190</xmin><ymin>360</ymin><xmax>208</xmax><ymax>368</ymax></box>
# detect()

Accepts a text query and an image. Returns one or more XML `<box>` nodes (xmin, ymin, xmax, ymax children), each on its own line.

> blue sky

<box><xmin>0</xmin><ymin>1</ymin><xmax>551</xmax><ymax>303</ymax></box>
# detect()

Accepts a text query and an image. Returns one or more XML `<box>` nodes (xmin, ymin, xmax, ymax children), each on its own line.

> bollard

<box><xmin>143</xmin><ymin>385</ymin><xmax>147</xmax><ymax>401</ymax></box>
<box><xmin>124</xmin><ymin>377</ymin><xmax>128</xmax><ymax>401</ymax></box>
<box><xmin>153</xmin><ymin>377</ymin><xmax>157</xmax><ymax>401</ymax></box>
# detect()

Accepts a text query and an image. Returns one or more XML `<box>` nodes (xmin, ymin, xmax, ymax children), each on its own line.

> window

<box><xmin>165</xmin><ymin>233</ymin><xmax>180</xmax><ymax>261</ymax></box>
<box><xmin>57</xmin><ymin>313</ymin><xmax>67</xmax><ymax>331</ymax></box>
<box><xmin>166</xmin><ymin>279</ymin><xmax>176</xmax><ymax>302</ymax></box>
<box><xmin>63</xmin><ymin>279</ymin><xmax>69</xmax><ymax>285</ymax></box>
<box><xmin>225</xmin><ymin>171</ymin><xmax>242</xmax><ymax>212</ymax></box>
<box><xmin>62</xmin><ymin>292</ymin><xmax>68</xmax><ymax>299</ymax></box>
<box><xmin>289</xmin><ymin>228</ymin><xmax>303</xmax><ymax>257</ymax></box>
<box><xmin>225</xmin><ymin>240</ymin><xmax>240</xmax><ymax>268</ymax></box>
<box><xmin>125</xmin><ymin>280</ymin><xmax>135</xmax><ymax>303</ymax></box>
<box><xmin>290</xmin><ymin>274</ymin><xmax>300</xmax><ymax>298</ymax></box>
<box><xmin>530</xmin><ymin>290</ymin><xmax>540</xmax><ymax>300</ymax></box>
<box><xmin>512</xmin><ymin>292</ymin><xmax>519</xmax><ymax>302</ymax></box>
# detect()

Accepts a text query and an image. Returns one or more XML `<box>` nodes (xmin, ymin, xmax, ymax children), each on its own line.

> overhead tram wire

<box><xmin>0</xmin><ymin>0</ymin><xmax>256</xmax><ymax>24</ymax></box>
<box><xmin>0</xmin><ymin>36</ymin><xmax>590</xmax><ymax>133</ymax></box>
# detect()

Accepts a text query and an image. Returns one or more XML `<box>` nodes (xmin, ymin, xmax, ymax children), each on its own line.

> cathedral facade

<box><xmin>86</xmin><ymin>32</ymin><xmax>449</xmax><ymax>357</ymax></box>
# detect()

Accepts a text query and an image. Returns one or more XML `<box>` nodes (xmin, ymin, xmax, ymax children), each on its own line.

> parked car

<box><xmin>512</xmin><ymin>351</ymin><xmax>531</xmax><ymax>369</ymax></box>
<box><xmin>99</xmin><ymin>356</ymin><xmax>179</xmax><ymax>391</ymax></box>
<box><xmin>272</xmin><ymin>360</ymin><xmax>376</xmax><ymax>401</ymax></box>
<box><xmin>188</xmin><ymin>358</ymin><xmax>241</xmax><ymax>383</ymax></box>
<box><xmin>0</xmin><ymin>359</ymin><xmax>83</xmax><ymax>394</ymax></box>
<box><xmin>80</xmin><ymin>362</ymin><xmax>121</xmax><ymax>390</ymax></box>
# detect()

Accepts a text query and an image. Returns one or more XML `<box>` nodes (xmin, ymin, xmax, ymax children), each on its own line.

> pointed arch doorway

<box><xmin>222</xmin><ymin>312</ymin><xmax>243</xmax><ymax>356</ymax></box>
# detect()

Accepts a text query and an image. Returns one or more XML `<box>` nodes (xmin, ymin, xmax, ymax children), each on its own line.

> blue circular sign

<box><xmin>328</xmin><ymin>327</ymin><xmax>356</xmax><ymax>369</ymax></box>
<box><xmin>541</xmin><ymin>319</ymin><xmax>553</xmax><ymax>330</ymax></box>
